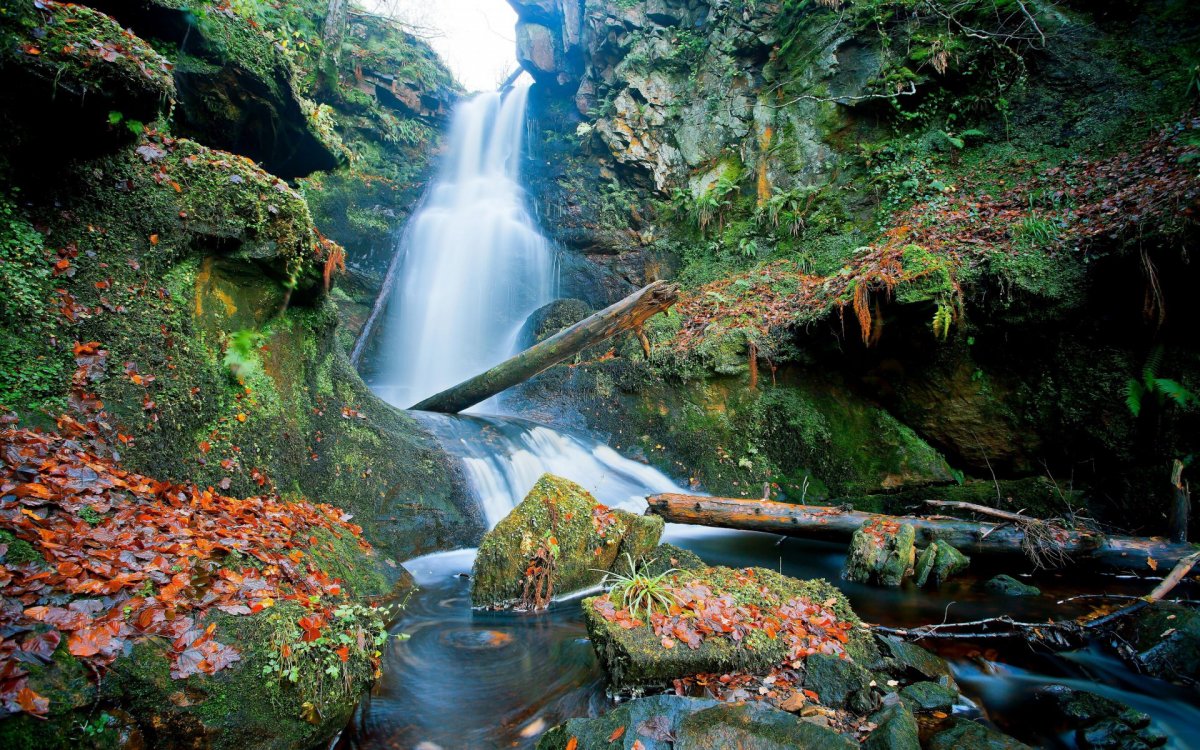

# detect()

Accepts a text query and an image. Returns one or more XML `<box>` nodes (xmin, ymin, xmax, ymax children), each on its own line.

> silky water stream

<box><xmin>344</xmin><ymin>84</ymin><xmax>1200</xmax><ymax>749</ymax></box>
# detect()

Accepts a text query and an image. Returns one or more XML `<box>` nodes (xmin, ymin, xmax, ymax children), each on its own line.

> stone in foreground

<box><xmin>536</xmin><ymin>694</ymin><xmax>854</xmax><ymax>750</ymax></box>
<box><xmin>583</xmin><ymin>565</ymin><xmax>873</xmax><ymax>694</ymax></box>
<box><xmin>471</xmin><ymin>474</ymin><xmax>663</xmax><ymax>608</ymax></box>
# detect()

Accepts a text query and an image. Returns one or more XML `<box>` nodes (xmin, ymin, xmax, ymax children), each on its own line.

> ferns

<box><xmin>1126</xmin><ymin>346</ymin><xmax>1198</xmax><ymax>417</ymax></box>
<box><xmin>932</xmin><ymin>301</ymin><xmax>954</xmax><ymax>340</ymax></box>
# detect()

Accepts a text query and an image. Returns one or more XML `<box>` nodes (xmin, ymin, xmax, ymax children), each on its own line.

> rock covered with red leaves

<box><xmin>0</xmin><ymin>375</ymin><xmax>397</xmax><ymax>748</ymax></box>
<box><xmin>583</xmin><ymin>565</ymin><xmax>875</xmax><ymax>705</ymax></box>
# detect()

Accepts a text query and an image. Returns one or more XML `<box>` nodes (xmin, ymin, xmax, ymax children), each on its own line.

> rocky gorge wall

<box><xmin>0</xmin><ymin>4</ymin><xmax>479</xmax><ymax>745</ymax></box>
<box><xmin>508</xmin><ymin>0</ymin><xmax>1200</xmax><ymax>528</ymax></box>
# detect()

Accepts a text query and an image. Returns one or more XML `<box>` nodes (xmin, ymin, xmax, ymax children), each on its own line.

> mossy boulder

<box><xmin>803</xmin><ymin>652</ymin><xmax>877</xmax><ymax>713</ymax></box>
<box><xmin>518</xmin><ymin>298</ymin><xmax>594</xmax><ymax>348</ymax></box>
<box><xmin>674</xmin><ymin>701</ymin><xmax>857</xmax><ymax>750</ymax></box>
<box><xmin>843</xmin><ymin>521</ymin><xmax>916</xmax><ymax>587</ymax></box>
<box><xmin>928</xmin><ymin>718</ymin><xmax>1034</xmax><ymax>750</ymax></box>
<box><xmin>0</xmin><ymin>534</ymin><xmax>391</xmax><ymax>750</ymax></box>
<box><xmin>864</xmin><ymin>702</ymin><xmax>920</xmax><ymax>750</ymax></box>
<box><xmin>912</xmin><ymin>541</ymin><xmax>970</xmax><ymax>588</ymax></box>
<box><xmin>1121</xmin><ymin>602</ymin><xmax>1200</xmax><ymax>685</ymax></box>
<box><xmin>900</xmin><ymin>681</ymin><xmax>958</xmax><ymax>714</ymax></box>
<box><xmin>874</xmin><ymin>635</ymin><xmax>956</xmax><ymax>689</ymax></box>
<box><xmin>583</xmin><ymin>565</ymin><xmax>873</xmax><ymax>694</ymax></box>
<box><xmin>1030</xmin><ymin>686</ymin><xmax>1167</xmax><ymax>750</ymax></box>
<box><xmin>985</xmin><ymin>574</ymin><xmax>1041</xmax><ymax>597</ymax></box>
<box><xmin>471</xmin><ymin>474</ymin><xmax>663</xmax><ymax>608</ymax></box>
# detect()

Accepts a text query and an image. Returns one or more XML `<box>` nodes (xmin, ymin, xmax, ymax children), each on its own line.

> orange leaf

<box><xmin>149</xmin><ymin>234</ymin><xmax>159</xmax><ymax>246</ymax></box>
<box><xmin>17</xmin><ymin>687</ymin><xmax>49</xmax><ymax>716</ymax></box>
<box><xmin>608</xmin><ymin>725</ymin><xmax>625</xmax><ymax>742</ymax></box>
<box><xmin>566</xmin><ymin>738</ymin><xmax>578</xmax><ymax>750</ymax></box>
<box><xmin>336</xmin><ymin>645</ymin><xmax>350</xmax><ymax>662</ymax></box>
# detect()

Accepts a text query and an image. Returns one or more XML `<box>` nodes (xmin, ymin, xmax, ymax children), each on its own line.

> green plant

<box><xmin>79</xmin><ymin>505</ymin><xmax>103</xmax><ymax>525</ymax></box>
<box><xmin>598</xmin><ymin>553</ymin><xmax>679</xmax><ymax>620</ymax></box>
<box><xmin>260</xmin><ymin>601</ymin><xmax>391</xmax><ymax>713</ymax></box>
<box><xmin>1126</xmin><ymin>346</ymin><xmax>1198</xmax><ymax>417</ymax></box>
<box><xmin>224</xmin><ymin>328</ymin><xmax>267</xmax><ymax>380</ymax></box>
<box><xmin>931</xmin><ymin>300</ymin><xmax>954</xmax><ymax>340</ymax></box>
<box><xmin>76</xmin><ymin>711</ymin><xmax>115</xmax><ymax>740</ymax></box>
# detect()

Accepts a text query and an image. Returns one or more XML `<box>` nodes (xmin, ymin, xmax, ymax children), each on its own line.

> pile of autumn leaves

<box><xmin>593</xmin><ymin>568</ymin><xmax>853</xmax><ymax>706</ymax></box>
<box><xmin>0</xmin><ymin>345</ymin><xmax>376</xmax><ymax>719</ymax></box>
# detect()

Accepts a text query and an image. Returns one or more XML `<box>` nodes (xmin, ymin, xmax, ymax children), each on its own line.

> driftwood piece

<box><xmin>411</xmin><ymin>281</ymin><xmax>679</xmax><ymax>413</ymax></box>
<box><xmin>646</xmin><ymin>493</ymin><xmax>1197</xmax><ymax>574</ymax></box>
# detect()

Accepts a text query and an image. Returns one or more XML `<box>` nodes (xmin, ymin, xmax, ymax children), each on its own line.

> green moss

<box><xmin>309</xmin><ymin>527</ymin><xmax>388</xmax><ymax>599</ymax></box>
<box><xmin>0</xmin><ymin>529</ymin><xmax>44</xmax><ymax>566</ymax></box>
<box><xmin>0</xmin><ymin>1</ymin><xmax>174</xmax><ymax>112</ymax></box>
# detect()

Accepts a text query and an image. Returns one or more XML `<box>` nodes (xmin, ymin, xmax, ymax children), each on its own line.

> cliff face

<box><xmin>511</xmin><ymin>0</ymin><xmax>1200</xmax><ymax>523</ymax></box>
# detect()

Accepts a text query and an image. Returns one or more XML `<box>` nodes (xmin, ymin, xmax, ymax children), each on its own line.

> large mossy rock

<box><xmin>583</xmin><ymin>565</ymin><xmax>873</xmax><ymax>693</ymax></box>
<box><xmin>537</xmin><ymin>694</ymin><xmax>855</xmax><ymax>750</ymax></box>
<box><xmin>0</xmin><ymin>529</ymin><xmax>392</xmax><ymax>750</ymax></box>
<box><xmin>928</xmin><ymin>718</ymin><xmax>1034</xmax><ymax>750</ymax></box>
<box><xmin>985</xmin><ymin>574</ymin><xmax>1041</xmax><ymax>597</ymax></box>
<box><xmin>1121</xmin><ymin>602</ymin><xmax>1200</xmax><ymax>685</ymax></box>
<box><xmin>471</xmin><ymin>474</ymin><xmax>663</xmax><ymax>608</ymax></box>
<box><xmin>912</xmin><ymin>541</ymin><xmax>970</xmax><ymax>588</ymax></box>
<box><xmin>843</xmin><ymin>520</ymin><xmax>916</xmax><ymax>587</ymax></box>
<box><xmin>1030</xmin><ymin>686</ymin><xmax>1167</xmax><ymax>750</ymax></box>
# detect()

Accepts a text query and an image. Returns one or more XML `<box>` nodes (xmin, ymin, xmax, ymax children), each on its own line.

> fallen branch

<box><xmin>647</xmin><ymin>494</ymin><xmax>1198</xmax><ymax>575</ymax></box>
<box><xmin>924</xmin><ymin>499</ymin><xmax>1071</xmax><ymax>569</ymax></box>
<box><xmin>411</xmin><ymin>281</ymin><xmax>679</xmax><ymax>413</ymax></box>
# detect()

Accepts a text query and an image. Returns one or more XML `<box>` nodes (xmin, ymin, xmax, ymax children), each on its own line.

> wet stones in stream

<box><xmin>566</xmin><ymin>561</ymin><xmax>1029</xmax><ymax>747</ymax></box>
<box><xmin>984</xmin><ymin>574</ymin><xmax>1042</xmax><ymax>597</ymax></box>
<box><xmin>470</xmin><ymin>474</ymin><xmax>663</xmax><ymax>609</ymax></box>
<box><xmin>843</xmin><ymin>520</ymin><xmax>970</xmax><ymax>589</ymax></box>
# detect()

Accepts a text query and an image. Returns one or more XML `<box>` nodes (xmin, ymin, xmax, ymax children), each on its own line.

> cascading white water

<box><xmin>374</xmin><ymin>83</ymin><xmax>556</xmax><ymax>409</ymax></box>
<box><xmin>372</xmin><ymin>82</ymin><xmax>688</xmax><ymax>526</ymax></box>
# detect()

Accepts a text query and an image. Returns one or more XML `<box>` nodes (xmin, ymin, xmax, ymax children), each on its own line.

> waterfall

<box><xmin>372</xmin><ymin>82</ymin><xmax>688</xmax><ymax>526</ymax></box>
<box><xmin>373</xmin><ymin>82</ymin><xmax>556</xmax><ymax>409</ymax></box>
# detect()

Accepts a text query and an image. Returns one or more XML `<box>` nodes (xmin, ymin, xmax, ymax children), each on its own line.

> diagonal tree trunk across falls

<box><xmin>409</xmin><ymin>280</ymin><xmax>679</xmax><ymax>413</ymax></box>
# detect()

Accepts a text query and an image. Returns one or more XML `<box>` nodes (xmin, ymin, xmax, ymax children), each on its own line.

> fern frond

<box><xmin>1154</xmin><ymin>378</ymin><xmax>1197</xmax><ymax>408</ymax></box>
<box><xmin>1125</xmin><ymin>378</ymin><xmax>1144</xmax><ymax>417</ymax></box>
<box><xmin>1143</xmin><ymin>346</ymin><xmax>1164</xmax><ymax>390</ymax></box>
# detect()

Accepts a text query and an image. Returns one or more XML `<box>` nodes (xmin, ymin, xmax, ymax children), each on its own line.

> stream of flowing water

<box><xmin>352</xmin><ymin>85</ymin><xmax>1200</xmax><ymax>750</ymax></box>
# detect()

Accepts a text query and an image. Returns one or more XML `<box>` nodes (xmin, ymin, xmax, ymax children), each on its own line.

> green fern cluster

<box><xmin>1126</xmin><ymin>347</ymin><xmax>1197</xmax><ymax>417</ymax></box>
<box><xmin>598</xmin><ymin>554</ymin><xmax>679</xmax><ymax>621</ymax></box>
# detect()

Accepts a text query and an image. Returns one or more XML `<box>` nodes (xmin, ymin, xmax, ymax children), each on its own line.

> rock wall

<box><xmin>512</xmin><ymin>0</ymin><xmax>1200</xmax><ymax>524</ymax></box>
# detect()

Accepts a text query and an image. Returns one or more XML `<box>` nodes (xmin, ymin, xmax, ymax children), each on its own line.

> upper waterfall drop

<box><xmin>374</xmin><ymin>82</ymin><xmax>556</xmax><ymax>408</ymax></box>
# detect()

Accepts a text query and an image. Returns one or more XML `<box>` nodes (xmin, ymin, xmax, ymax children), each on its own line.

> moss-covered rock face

<box><xmin>509</xmin><ymin>360</ymin><xmax>954</xmax><ymax>501</ymax></box>
<box><xmin>0</xmin><ymin>0</ymin><xmax>175</xmax><ymax>164</ymax></box>
<box><xmin>83</xmin><ymin>0</ymin><xmax>342</xmax><ymax>179</ymax></box>
<box><xmin>471</xmin><ymin>474</ymin><xmax>662</xmax><ymax>608</ymax></box>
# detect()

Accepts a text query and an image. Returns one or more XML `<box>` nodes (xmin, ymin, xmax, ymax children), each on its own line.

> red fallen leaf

<box><xmin>298</xmin><ymin>614</ymin><xmax>325</xmax><ymax>642</ymax></box>
<box><xmin>608</xmin><ymin>726</ymin><xmax>625</xmax><ymax>742</ymax></box>
<box><xmin>20</xmin><ymin>630</ymin><xmax>61</xmax><ymax>663</ymax></box>
<box><xmin>632</xmin><ymin>741</ymin><xmax>646</xmax><ymax>750</ymax></box>
<box><xmin>149</xmin><ymin>234</ymin><xmax>159</xmax><ymax>245</ymax></box>
<box><xmin>566</xmin><ymin>739</ymin><xmax>578</xmax><ymax>750</ymax></box>
<box><xmin>17</xmin><ymin>686</ymin><xmax>49</xmax><ymax>716</ymax></box>
<box><xmin>335</xmin><ymin>645</ymin><xmax>350</xmax><ymax>662</ymax></box>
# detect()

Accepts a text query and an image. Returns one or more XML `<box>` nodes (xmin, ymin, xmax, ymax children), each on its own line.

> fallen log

<box><xmin>411</xmin><ymin>280</ymin><xmax>679</xmax><ymax>413</ymax></box>
<box><xmin>646</xmin><ymin>493</ymin><xmax>1198</xmax><ymax>575</ymax></box>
